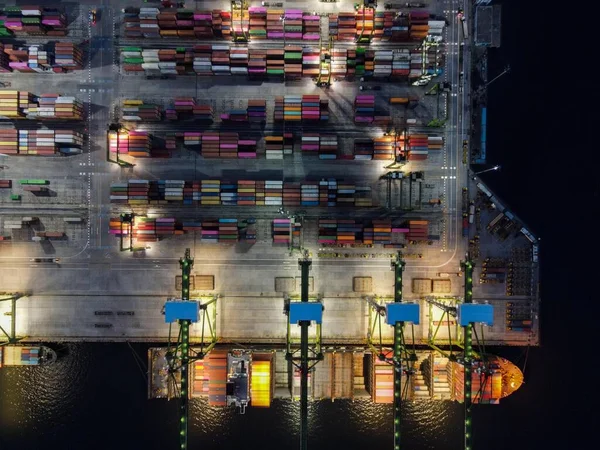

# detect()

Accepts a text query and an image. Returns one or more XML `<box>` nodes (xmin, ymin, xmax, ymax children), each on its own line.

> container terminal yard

<box><xmin>0</xmin><ymin>0</ymin><xmax>538</xmax><ymax>449</ymax></box>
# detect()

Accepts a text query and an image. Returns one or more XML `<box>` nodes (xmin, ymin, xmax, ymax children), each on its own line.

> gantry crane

<box><xmin>424</xmin><ymin>256</ymin><xmax>494</xmax><ymax>450</ymax></box>
<box><xmin>317</xmin><ymin>37</ymin><xmax>333</xmax><ymax>87</ymax></box>
<box><xmin>0</xmin><ymin>293</ymin><xmax>24</xmax><ymax>346</ymax></box>
<box><xmin>366</xmin><ymin>252</ymin><xmax>419</xmax><ymax>450</ymax></box>
<box><xmin>285</xmin><ymin>252</ymin><xmax>323</xmax><ymax>450</ymax></box>
<box><xmin>107</xmin><ymin>123</ymin><xmax>134</xmax><ymax>168</ymax></box>
<box><xmin>118</xmin><ymin>213</ymin><xmax>151</xmax><ymax>252</ymax></box>
<box><xmin>356</xmin><ymin>1</ymin><xmax>377</xmax><ymax>44</ymax></box>
<box><xmin>231</xmin><ymin>1</ymin><xmax>249</xmax><ymax>42</ymax></box>
<box><xmin>163</xmin><ymin>249</ymin><xmax>218</xmax><ymax>450</ymax></box>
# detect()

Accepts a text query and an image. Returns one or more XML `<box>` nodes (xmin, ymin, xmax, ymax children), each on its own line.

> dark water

<box><xmin>0</xmin><ymin>2</ymin><xmax>589</xmax><ymax>449</ymax></box>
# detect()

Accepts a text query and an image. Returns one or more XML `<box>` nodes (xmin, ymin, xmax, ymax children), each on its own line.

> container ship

<box><xmin>0</xmin><ymin>345</ymin><xmax>57</xmax><ymax>367</ymax></box>
<box><xmin>148</xmin><ymin>348</ymin><xmax>523</xmax><ymax>406</ymax></box>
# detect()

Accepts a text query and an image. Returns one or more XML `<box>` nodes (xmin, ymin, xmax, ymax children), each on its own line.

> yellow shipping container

<box><xmin>251</xmin><ymin>360</ymin><xmax>271</xmax><ymax>407</ymax></box>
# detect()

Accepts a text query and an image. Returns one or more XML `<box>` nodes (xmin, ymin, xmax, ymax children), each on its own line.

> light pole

<box><xmin>474</xmin><ymin>165</ymin><xmax>500</xmax><ymax>175</ymax></box>
<box><xmin>472</xmin><ymin>165</ymin><xmax>500</xmax><ymax>180</ymax></box>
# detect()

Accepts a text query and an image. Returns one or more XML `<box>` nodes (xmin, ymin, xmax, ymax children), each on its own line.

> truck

<box><xmin>468</xmin><ymin>202</ymin><xmax>475</xmax><ymax>224</ymax></box>
<box><xmin>507</xmin><ymin>320</ymin><xmax>533</xmax><ymax>327</ymax></box>
<box><xmin>483</xmin><ymin>273</ymin><xmax>505</xmax><ymax>280</ymax></box>
<box><xmin>462</xmin><ymin>215</ymin><xmax>469</xmax><ymax>237</ymax></box>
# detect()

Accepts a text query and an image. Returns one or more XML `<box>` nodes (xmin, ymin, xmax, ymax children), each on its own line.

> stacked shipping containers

<box><xmin>374</xmin><ymin>50</ymin><xmax>393</xmax><ymax>77</ymax></box>
<box><xmin>2</xmin><ymin>43</ymin><xmax>83</xmax><ymax>72</ymax></box>
<box><xmin>248</xmin><ymin>49</ymin><xmax>267</xmax><ymax>75</ymax></box>
<box><xmin>0</xmin><ymin>43</ymin><xmax>10</xmax><ymax>71</ymax></box>
<box><xmin>355</xmin><ymin>7</ymin><xmax>374</xmax><ymax>40</ymax></box>
<box><xmin>302</xmin><ymin>14</ymin><xmax>320</xmax><ymax>40</ymax></box>
<box><xmin>272</xmin><ymin>218</ymin><xmax>291</xmax><ymax>244</ymax></box>
<box><xmin>319</xmin><ymin>134</ymin><xmax>338</xmax><ymax>160</ymax></box>
<box><xmin>1</xmin><ymin>346</ymin><xmax>41</xmax><ymax>365</ymax></box>
<box><xmin>230</xmin><ymin>47</ymin><xmax>248</xmax><ymax>75</ymax></box>
<box><xmin>201</xmin><ymin>180</ymin><xmax>221</xmax><ymax>206</ymax></box>
<box><xmin>237</xmin><ymin>180</ymin><xmax>256</xmax><ymax>205</ymax></box>
<box><xmin>220</xmin><ymin>182</ymin><xmax>237</xmax><ymax>205</ymax></box>
<box><xmin>354</xmin><ymin>139</ymin><xmax>374</xmax><ymax>160</ymax></box>
<box><xmin>265</xmin><ymin>180</ymin><xmax>283</xmax><ymax>206</ymax></box>
<box><xmin>373</xmin><ymin>136</ymin><xmax>395</xmax><ymax>160</ymax></box>
<box><xmin>329</xmin><ymin>9</ymin><xmax>429</xmax><ymax>42</ymax></box>
<box><xmin>284</xmin><ymin>46</ymin><xmax>302</xmax><ymax>78</ymax></box>
<box><xmin>231</xmin><ymin>6</ymin><xmax>249</xmax><ymax>38</ymax></box>
<box><xmin>302</xmin><ymin>47</ymin><xmax>319</xmax><ymax>76</ymax></box>
<box><xmin>207</xmin><ymin>351</ymin><xmax>227</xmax><ymax>406</ymax></box>
<box><xmin>407</xmin><ymin>220</ymin><xmax>429</xmax><ymax>241</ymax></box>
<box><xmin>247</xmin><ymin>99</ymin><xmax>266</xmax><ymax>123</ymax></box>
<box><xmin>0</xmin><ymin>6</ymin><xmax>67</xmax><ymax>37</ymax></box>
<box><xmin>372</xmin><ymin>351</ymin><xmax>393</xmax><ymax>403</ymax></box>
<box><xmin>0</xmin><ymin>90</ymin><xmax>33</xmax><ymax>119</ymax></box>
<box><xmin>109</xmin><ymin>179</ymin><xmax>372</xmax><ymax>206</ymax></box>
<box><xmin>193</xmin><ymin>45</ymin><xmax>212</xmax><ymax>75</ymax></box>
<box><xmin>200</xmin><ymin>219</ymin><xmax>239</xmax><ymax>243</ymax></box>
<box><xmin>192</xmin><ymin>358</ymin><xmax>209</xmax><ymax>397</ymax></box>
<box><xmin>26</xmin><ymin>94</ymin><xmax>84</xmax><ymax>120</ymax></box>
<box><xmin>18</xmin><ymin>129</ymin><xmax>82</xmax><ymax>155</ymax></box>
<box><xmin>430</xmin><ymin>355</ymin><xmax>452</xmax><ymax>400</ymax></box>
<box><xmin>127</xmin><ymin>180</ymin><xmax>149</xmax><ymax>205</ymax></box>
<box><xmin>428</xmin><ymin>135</ymin><xmax>443</xmax><ymax>150</ymax></box>
<box><xmin>448</xmin><ymin>360</ymin><xmax>502</xmax><ymax>404</ymax></box>
<box><xmin>283</xmin><ymin>182</ymin><xmax>301</xmax><ymax>207</ymax></box>
<box><xmin>124</xmin><ymin>8</ymin><xmax>233</xmax><ymax>39</ymax></box>
<box><xmin>53</xmin><ymin>42</ymin><xmax>83</xmax><ymax>70</ymax></box>
<box><xmin>409</xmin><ymin>11</ymin><xmax>430</xmax><ymax>41</ymax></box>
<box><xmin>283</xmin><ymin>10</ymin><xmax>301</xmax><ymax>39</ymax></box>
<box><xmin>318</xmin><ymin>220</ymin><xmax>365</xmax><ymax>245</ymax></box>
<box><xmin>109</xmin><ymin>131</ymin><xmax>152</xmax><ymax>157</ymax></box>
<box><xmin>122</xmin><ymin>44</ymin><xmax>417</xmax><ymax>80</ymax></box>
<box><xmin>300</xmin><ymin>134</ymin><xmax>318</xmax><ymax>153</ymax></box>
<box><xmin>264</xmin><ymin>135</ymin><xmax>284</xmax><ymax>160</ymax></box>
<box><xmin>0</xmin><ymin>129</ymin><xmax>82</xmax><ymax>155</ymax></box>
<box><xmin>408</xmin><ymin>134</ymin><xmax>429</xmax><ymax>160</ymax></box>
<box><xmin>372</xmin><ymin>220</ymin><xmax>392</xmax><ymax>244</ymax></box>
<box><xmin>409</xmin><ymin>49</ymin><xmax>424</xmax><ymax>79</ymax></box>
<box><xmin>248</xmin><ymin>7</ymin><xmax>267</xmax><ymax>39</ymax></box>
<box><xmin>212</xmin><ymin>44</ymin><xmax>230</xmax><ymax>75</ymax></box>
<box><xmin>266</xmin><ymin>49</ymin><xmax>284</xmax><ymax>75</ymax></box>
<box><xmin>354</xmin><ymin>95</ymin><xmax>375</xmax><ymax>123</ymax></box>
<box><xmin>122</xmin><ymin>99</ymin><xmax>162</xmax><ymax>121</ymax></box>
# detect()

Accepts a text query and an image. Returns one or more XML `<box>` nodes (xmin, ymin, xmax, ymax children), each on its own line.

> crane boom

<box><xmin>299</xmin><ymin>258</ymin><xmax>310</xmax><ymax>450</ymax></box>
<box><xmin>164</xmin><ymin>249</ymin><xmax>218</xmax><ymax>450</ymax></box>
<box><xmin>285</xmin><ymin>252</ymin><xmax>323</xmax><ymax>450</ymax></box>
<box><xmin>462</xmin><ymin>259</ymin><xmax>474</xmax><ymax>450</ymax></box>
<box><xmin>178</xmin><ymin>250</ymin><xmax>193</xmax><ymax>450</ymax></box>
<box><xmin>392</xmin><ymin>254</ymin><xmax>405</xmax><ymax>450</ymax></box>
